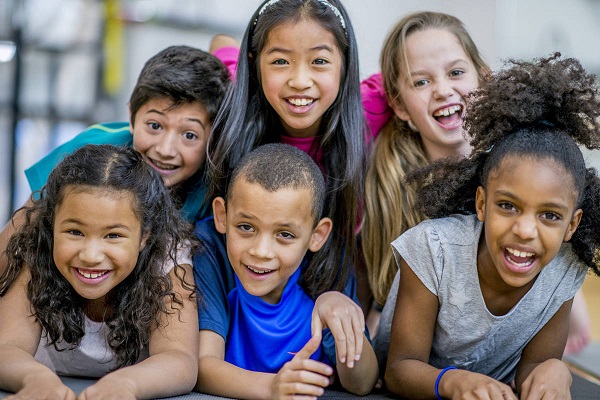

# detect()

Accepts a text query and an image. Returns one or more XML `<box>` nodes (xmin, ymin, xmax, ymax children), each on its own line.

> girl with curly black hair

<box><xmin>378</xmin><ymin>53</ymin><xmax>600</xmax><ymax>400</ymax></box>
<box><xmin>0</xmin><ymin>144</ymin><xmax>199</xmax><ymax>399</ymax></box>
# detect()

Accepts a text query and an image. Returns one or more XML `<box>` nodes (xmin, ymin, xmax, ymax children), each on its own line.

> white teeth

<box><xmin>78</xmin><ymin>269</ymin><xmax>108</xmax><ymax>279</ymax></box>
<box><xmin>433</xmin><ymin>105</ymin><xmax>461</xmax><ymax>117</ymax></box>
<box><xmin>506</xmin><ymin>248</ymin><xmax>534</xmax><ymax>258</ymax></box>
<box><xmin>152</xmin><ymin>160</ymin><xmax>177</xmax><ymax>170</ymax></box>
<box><xmin>246</xmin><ymin>265</ymin><xmax>273</xmax><ymax>274</ymax></box>
<box><xmin>288</xmin><ymin>98</ymin><xmax>314</xmax><ymax>106</ymax></box>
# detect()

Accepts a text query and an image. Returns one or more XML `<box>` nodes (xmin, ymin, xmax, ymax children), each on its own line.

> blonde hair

<box><xmin>362</xmin><ymin>11</ymin><xmax>490</xmax><ymax>307</ymax></box>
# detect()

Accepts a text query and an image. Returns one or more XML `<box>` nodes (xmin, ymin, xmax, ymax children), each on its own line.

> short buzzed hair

<box><xmin>227</xmin><ymin>143</ymin><xmax>325</xmax><ymax>223</ymax></box>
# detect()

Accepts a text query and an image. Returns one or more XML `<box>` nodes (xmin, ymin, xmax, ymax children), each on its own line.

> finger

<box><xmin>351</xmin><ymin>311</ymin><xmax>364</xmax><ymax>361</ymax></box>
<box><xmin>278</xmin><ymin>381</ymin><xmax>324</xmax><ymax>399</ymax></box>
<box><xmin>339</xmin><ymin>312</ymin><xmax>356</xmax><ymax>367</ymax></box>
<box><xmin>294</xmin><ymin>335</ymin><xmax>322</xmax><ymax>361</ymax></box>
<box><xmin>326</xmin><ymin>316</ymin><xmax>347</xmax><ymax>364</ymax></box>
<box><xmin>311</xmin><ymin>308</ymin><xmax>323</xmax><ymax>337</ymax></box>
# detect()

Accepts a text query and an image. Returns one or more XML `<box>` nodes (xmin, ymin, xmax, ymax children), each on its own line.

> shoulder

<box><xmin>395</xmin><ymin>214</ymin><xmax>480</xmax><ymax>249</ymax></box>
<box><xmin>193</xmin><ymin>217</ymin><xmax>232</xmax><ymax>284</ymax></box>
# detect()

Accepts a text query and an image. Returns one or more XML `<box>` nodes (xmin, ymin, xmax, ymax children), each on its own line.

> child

<box><xmin>194</xmin><ymin>143</ymin><xmax>378</xmax><ymax>398</ymax></box>
<box><xmin>380</xmin><ymin>54</ymin><xmax>600</xmax><ymax>399</ymax></box>
<box><xmin>0</xmin><ymin>144</ymin><xmax>199</xmax><ymax>399</ymax></box>
<box><xmin>361</xmin><ymin>11</ymin><xmax>490</xmax><ymax>336</ymax></box>
<box><xmin>0</xmin><ymin>45</ymin><xmax>230</xmax><ymax>273</ymax></box>
<box><xmin>206</xmin><ymin>0</ymin><xmax>375</xmax><ymax>298</ymax></box>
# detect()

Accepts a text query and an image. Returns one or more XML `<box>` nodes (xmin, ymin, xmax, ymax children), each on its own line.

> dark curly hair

<box><xmin>410</xmin><ymin>53</ymin><xmax>600</xmax><ymax>275</ymax></box>
<box><xmin>0</xmin><ymin>144</ymin><xmax>197</xmax><ymax>368</ymax></box>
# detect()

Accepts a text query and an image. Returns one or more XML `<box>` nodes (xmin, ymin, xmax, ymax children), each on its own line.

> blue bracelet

<box><xmin>435</xmin><ymin>366</ymin><xmax>457</xmax><ymax>400</ymax></box>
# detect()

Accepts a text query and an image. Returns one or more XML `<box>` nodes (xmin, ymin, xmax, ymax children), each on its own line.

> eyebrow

<box><xmin>235</xmin><ymin>212</ymin><xmax>302</xmax><ymax>230</ymax></box>
<box><xmin>410</xmin><ymin>58</ymin><xmax>470</xmax><ymax>77</ymax></box>
<box><xmin>144</xmin><ymin>109</ymin><xmax>207</xmax><ymax>130</ymax></box>
<box><xmin>264</xmin><ymin>44</ymin><xmax>334</xmax><ymax>55</ymax></box>
<box><xmin>59</xmin><ymin>218</ymin><xmax>133</xmax><ymax>231</ymax></box>
<box><xmin>494</xmin><ymin>190</ymin><xmax>570</xmax><ymax>212</ymax></box>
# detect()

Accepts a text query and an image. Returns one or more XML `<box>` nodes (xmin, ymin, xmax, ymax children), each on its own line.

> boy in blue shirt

<box><xmin>0</xmin><ymin>45</ymin><xmax>230</xmax><ymax>274</ymax></box>
<box><xmin>193</xmin><ymin>143</ymin><xmax>378</xmax><ymax>399</ymax></box>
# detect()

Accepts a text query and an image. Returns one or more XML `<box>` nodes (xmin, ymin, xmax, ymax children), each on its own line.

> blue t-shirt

<box><xmin>24</xmin><ymin>122</ymin><xmax>210</xmax><ymax>222</ymax></box>
<box><xmin>193</xmin><ymin>217</ymin><xmax>362</xmax><ymax>373</ymax></box>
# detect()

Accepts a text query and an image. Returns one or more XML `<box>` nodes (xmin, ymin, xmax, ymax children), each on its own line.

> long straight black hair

<box><xmin>207</xmin><ymin>0</ymin><xmax>365</xmax><ymax>297</ymax></box>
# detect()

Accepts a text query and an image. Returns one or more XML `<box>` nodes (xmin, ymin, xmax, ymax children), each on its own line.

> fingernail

<box><xmin>348</xmin><ymin>360</ymin><xmax>354</xmax><ymax>368</ymax></box>
<box><xmin>340</xmin><ymin>357</ymin><xmax>346</xmax><ymax>363</ymax></box>
<box><xmin>355</xmin><ymin>354</ymin><xmax>361</xmax><ymax>361</ymax></box>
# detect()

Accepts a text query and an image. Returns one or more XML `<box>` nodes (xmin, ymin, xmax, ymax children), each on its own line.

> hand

<box><xmin>78</xmin><ymin>375</ymin><xmax>137</xmax><ymax>400</ymax></box>
<box><xmin>271</xmin><ymin>335</ymin><xmax>333</xmax><ymax>399</ymax></box>
<box><xmin>209</xmin><ymin>34</ymin><xmax>239</xmax><ymax>53</ymax></box>
<box><xmin>520</xmin><ymin>359</ymin><xmax>572</xmax><ymax>400</ymax></box>
<box><xmin>7</xmin><ymin>376</ymin><xmax>76</xmax><ymax>400</ymax></box>
<box><xmin>312</xmin><ymin>291</ymin><xmax>364</xmax><ymax>368</ymax></box>
<box><xmin>441</xmin><ymin>369</ymin><xmax>518</xmax><ymax>400</ymax></box>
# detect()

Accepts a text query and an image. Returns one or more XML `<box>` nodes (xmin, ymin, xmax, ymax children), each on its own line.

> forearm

<box><xmin>100</xmin><ymin>349</ymin><xmax>198</xmax><ymax>399</ymax></box>
<box><xmin>197</xmin><ymin>355</ymin><xmax>274</xmax><ymax>400</ymax></box>
<box><xmin>336</xmin><ymin>334</ymin><xmax>379</xmax><ymax>395</ymax></box>
<box><xmin>0</xmin><ymin>345</ymin><xmax>61</xmax><ymax>393</ymax></box>
<box><xmin>385</xmin><ymin>358</ymin><xmax>442</xmax><ymax>399</ymax></box>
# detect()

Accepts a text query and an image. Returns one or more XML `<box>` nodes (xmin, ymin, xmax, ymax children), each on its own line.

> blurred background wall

<box><xmin>1</xmin><ymin>0</ymin><xmax>600</xmax><ymax>224</ymax></box>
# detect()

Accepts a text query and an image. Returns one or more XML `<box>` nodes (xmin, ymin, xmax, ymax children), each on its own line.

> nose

<box><xmin>433</xmin><ymin>78</ymin><xmax>454</xmax><ymax>100</ymax></box>
<box><xmin>288</xmin><ymin>63</ymin><xmax>313</xmax><ymax>90</ymax></box>
<box><xmin>78</xmin><ymin>239</ymin><xmax>105</xmax><ymax>265</ymax></box>
<box><xmin>155</xmin><ymin>132</ymin><xmax>177</xmax><ymax>158</ymax></box>
<box><xmin>248</xmin><ymin>234</ymin><xmax>275</xmax><ymax>260</ymax></box>
<box><xmin>512</xmin><ymin>214</ymin><xmax>538</xmax><ymax>240</ymax></box>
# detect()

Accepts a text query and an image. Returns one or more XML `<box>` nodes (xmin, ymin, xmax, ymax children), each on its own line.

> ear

<box><xmin>389</xmin><ymin>98</ymin><xmax>411</xmax><ymax>122</ymax></box>
<box><xmin>139</xmin><ymin>232</ymin><xmax>149</xmax><ymax>252</ymax></box>
<box><xmin>212</xmin><ymin>197</ymin><xmax>227</xmax><ymax>234</ymax></box>
<box><xmin>475</xmin><ymin>186</ymin><xmax>486</xmax><ymax>222</ymax></box>
<box><xmin>563</xmin><ymin>208</ymin><xmax>583</xmax><ymax>242</ymax></box>
<box><xmin>308</xmin><ymin>217</ymin><xmax>333</xmax><ymax>252</ymax></box>
<box><xmin>127</xmin><ymin>103</ymin><xmax>134</xmax><ymax>131</ymax></box>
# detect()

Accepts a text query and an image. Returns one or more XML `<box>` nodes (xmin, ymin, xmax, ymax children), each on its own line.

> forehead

<box><xmin>135</xmin><ymin>98</ymin><xmax>209</xmax><ymax>121</ymax></box>
<box><xmin>56</xmin><ymin>186</ymin><xmax>140</xmax><ymax>222</ymax></box>
<box><xmin>228</xmin><ymin>178</ymin><xmax>315</xmax><ymax>219</ymax></box>
<box><xmin>488</xmin><ymin>156</ymin><xmax>578</xmax><ymax>205</ymax></box>
<box><xmin>404</xmin><ymin>28</ymin><xmax>471</xmax><ymax>69</ymax></box>
<box><xmin>262</xmin><ymin>18</ymin><xmax>341</xmax><ymax>54</ymax></box>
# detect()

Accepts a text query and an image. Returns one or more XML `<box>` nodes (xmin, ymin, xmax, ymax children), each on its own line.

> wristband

<box><xmin>435</xmin><ymin>366</ymin><xmax>457</xmax><ymax>400</ymax></box>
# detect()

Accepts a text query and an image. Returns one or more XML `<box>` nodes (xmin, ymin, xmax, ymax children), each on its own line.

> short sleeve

<box><xmin>391</xmin><ymin>220</ymin><xmax>443</xmax><ymax>296</ymax></box>
<box><xmin>361</xmin><ymin>72</ymin><xmax>393</xmax><ymax>141</ymax></box>
<box><xmin>212</xmin><ymin>46</ymin><xmax>239</xmax><ymax>81</ymax></box>
<box><xmin>25</xmin><ymin>122</ymin><xmax>131</xmax><ymax>193</ymax></box>
<box><xmin>193</xmin><ymin>218</ymin><xmax>236</xmax><ymax>339</ymax></box>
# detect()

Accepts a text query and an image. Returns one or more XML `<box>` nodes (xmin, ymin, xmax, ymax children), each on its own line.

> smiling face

<box><xmin>53</xmin><ymin>186</ymin><xmax>147</xmax><ymax>308</ymax></box>
<box><xmin>392</xmin><ymin>28</ymin><xmax>480</xmax><ymax>160</ymax></box>
<box><xmin>131</xmin><ymin>97</ymin><xmax>210</xmax><ymax>188</ymax></box>
<box><xmin>213</xmin><ymin>178</ymin><xmax>331</xmax><ymax>304</ymax></box>
<box><xmin>475</xmin><ymin>156</ymin><xmax>582</xmax><ymax>292</ymax></box>
<box><xmin>258</xmin><ymin>18</ymin><xmax>343</xmax><ymax>138</ymax></box>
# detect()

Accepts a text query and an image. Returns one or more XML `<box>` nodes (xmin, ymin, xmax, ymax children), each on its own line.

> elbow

<box><xmin>179</xmin><ymin>353</ymin><xmax>199</xmax><ymax>393</ymax></box>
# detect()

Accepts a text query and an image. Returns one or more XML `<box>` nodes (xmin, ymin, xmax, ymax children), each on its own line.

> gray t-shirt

<box><xmin>374</xmin><ymin>214</ymin><xmax>587</xmax><ymax>383</ymax></box>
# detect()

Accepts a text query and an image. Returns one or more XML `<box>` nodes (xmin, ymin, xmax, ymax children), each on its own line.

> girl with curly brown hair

<box><xmin>0</xmin><ymin>144</ymin><xmax>199</xmax><ymax>399</ymax></box>
<box><xmin>378</xmin><ymin>53</ymin><xmax>600</xmax><ymax>400</ymax></box>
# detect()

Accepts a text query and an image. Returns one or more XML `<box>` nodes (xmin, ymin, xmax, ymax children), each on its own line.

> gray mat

<box><xmin>1</xmin><ymin>374</ymin><xmax>598</xmax><ymax>399</ymax></box>
<box><xmin>564</xmin><ymin>341</ymin><xmax>600</xmax><ymax>379</ymax></box>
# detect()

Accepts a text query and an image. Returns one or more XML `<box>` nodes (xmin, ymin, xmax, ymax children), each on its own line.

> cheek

<box><xmin>131</xmin><ymin>131</ymin><xmax>151</xmax><ymax>153</ymax></box>
<box><xmin>181</xmin><ymin>145</ymin><xmax>206</xmax><ymax>169</ymax></box>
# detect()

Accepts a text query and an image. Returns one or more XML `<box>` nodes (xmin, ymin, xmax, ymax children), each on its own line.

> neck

<box><xmin>426</xmin><ymin>140</ymin><xmax>471</xmax><ymax>161</ymax></box>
